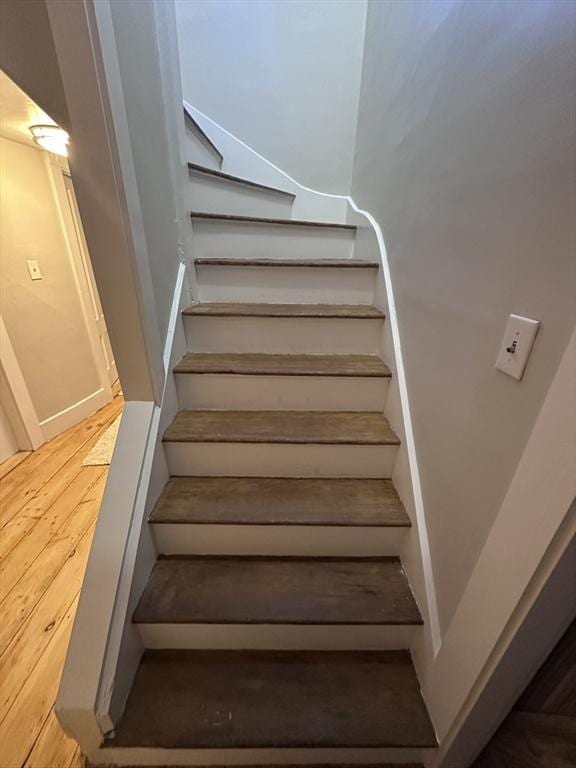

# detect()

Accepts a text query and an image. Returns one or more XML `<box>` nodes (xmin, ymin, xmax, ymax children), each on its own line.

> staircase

<box><xmin>101</xmin><ymin>107</ymin><xmax>436</xmax><ymax>765</ymax></box>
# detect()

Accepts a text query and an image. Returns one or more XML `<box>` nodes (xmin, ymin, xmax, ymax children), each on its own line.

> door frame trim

<box><xmin>47</xmin><ymin>0</ymin><xmax>165</xmax><ymax>405</ymax></box>
<box><xmin>47</xmin><ymin>157</ymin><xmax>115</xmax><ymax>396</ymax></box>
<box><xmin>0</xmin><ymin>316</ymin><xmax>45</xmax><ymax>451</ymax></box>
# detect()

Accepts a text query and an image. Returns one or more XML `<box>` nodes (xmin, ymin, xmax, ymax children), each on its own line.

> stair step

<box><xmin>174</xmin><ymin>352</ymin><xmax>391</xmax><ymax>377</ymax></box>
<box><xmin>183</xmin><ymin>302</ymin><xmax>384</xmax><ymax>318</ymax></box>
<box><xmin>107</xmin><ymin>649</ymin><xmax>436</xmax><ymax>750</ymax></box>
<box><xmin>183</xmin><ymin>106</ymin><xmax>223</xmax><ymax>166</ymax></box>
<box><xmin>188</xmin><ymin>163</ymin><xmax>296</xmax><ymax>199</ymax></box>
<box><xmin>150</xmin><ymin>478</ymin><xmax>410</xmax><ymax>527</ymax></box>
<box><xmin>133</xmin><ymin>557</ymin><xmax>422</xmax><ymax>626</ymax></box>
<box><xmin>191</xmin><ymin>211</ymin><xmax>357</xmax><ymax>230</ymax></box>
<box><xmin>163</xmin><ymin>410</ymin><xmax>400</xmax><ymax>445</ymax></box>
<box><xmin>195</xmin><ymin>257</ymin><xmax>378</xmax><ymax>267</ymax></box>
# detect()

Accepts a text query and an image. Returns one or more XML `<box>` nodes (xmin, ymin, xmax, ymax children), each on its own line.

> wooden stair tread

<box><xmin>174</xmin><ymin>352</ymin><xmax>391</xmax><ymax>377</ymax></box>
<box><xmin>195</xmin><ymin>257</ymin><xmax>378</xmax><ymax>267</ymax></box>
<box><xmin>183</xmin><ymin>107</ymin><xmax>223</xmax><ymax>165</ymax></box>
<box><xmin>188</xmin><ymin>163</ymin><xmax>296</xmax><ymax>199</ymax></box>
<box><xmin>183</xmin><ymin>302</ymin><xmax>384</xmax><ymax>318</ymax></box>
<box><xmin>163</xmin><ymin>410</ymin><xmax>400</xmax><ymax>445</ymax></box>
<box><xmin>191</xmin><ymin>211</ymin><xmax>357</xmax><ymax>230</ymax></box>
<box><xmin>149</xmin><ymin>478</ymin><xmax>410</xmax><ymax>527</ymax></box>
<box><xmin>107</xmin><ymin>649</ymin><xmax>436</xmax><ymax>749</ymax></box>
<box><xmin>133</xmin><ymin>557</ymin><xmax>422</xmax><ymax>625</ymax></box>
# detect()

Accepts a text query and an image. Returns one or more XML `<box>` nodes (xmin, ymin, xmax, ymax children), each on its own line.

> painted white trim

<box><xmin>0</xmin><ymin>316</ymin><xmax>44</xmax><ymax>451</ymax></box>
<box><xmin>46</xmin><ymin>158</ymin><xmax>114</xmax><ymax>400</ymax></box>
<box><xmin>185</xmin><ymin>102</ymin><xmax>441</xmax><ymax>652</ymax></box>
<box><xmin>164</xmin><ymin>260</ymin><xmax>187</xmax><ymax>374</ymax></box>
<box><xmin>137</xmin><ymin>623</ymin><xmax>417</xmax><ymax>651</ymax></box>
<box><xmin>184</xmin><ymin>315</ymin><xmax>384</xmax><ymax>355</ymax></box>
<box><xmin>39</xmin><ymin>386</ymin><xmax>111</xmax><ymax>440</ymax></box>
<box><xmin>151</xmin><ymin>521</ymin><xmax>406</xmax><ymax>557</ymax></box>
<box><xmin>175</xmin><ymin>374</ymin><xmax>388</xmax><ymax>412</ymax></box>
<box><xmin>164</xmin><ymin>442</ymin><xmax>398</xmax><ymax>479</ymax></box>
<box><xmin>195</xmin><ymin>262</ymin><xmax>376</xmax><ymax>305</ymax></box>
<box><xmin>348</xmin><ymin>203</ymin><xmax>442</xmax><ymax>654</ymax></box>
<box><xmin>90</xmin><ymin>746</ymin><xmax>426</xmax><ymax>767</ymax></box>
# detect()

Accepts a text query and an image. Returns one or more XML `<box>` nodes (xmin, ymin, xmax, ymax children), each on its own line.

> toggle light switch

<box><xmin>495</xmin><ymin>314</ymin><xmax>540</xmax><ymax>381</ymax></box>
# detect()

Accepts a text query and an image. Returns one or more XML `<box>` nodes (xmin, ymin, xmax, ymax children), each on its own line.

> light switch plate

<box><xmin>26</xmin><ymin>260</ymin><xmax>42</xmax><ymax>280</ymax></box>
<box><xmin>495</xmin><ymin>314</ymin><xmax>540</xmax><ymax>380</ymax></box>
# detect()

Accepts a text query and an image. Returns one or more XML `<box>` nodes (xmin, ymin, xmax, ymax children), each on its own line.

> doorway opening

<box><xmin>0</xmin><ymin>68</ymin><xmax>125</xmax><ymax>767</ymax></box>
<box><xmin>0</xmin><ymin>69</ymin><xmax>120</xmax><ymax>465</ymax></box>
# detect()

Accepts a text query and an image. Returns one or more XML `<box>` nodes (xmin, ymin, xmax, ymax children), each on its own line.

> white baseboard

<box><xmin>91</xmin><ymin>746</ymin><xmax>426</xmax><ymax>766</ymax></box>
<box><xmin>136</xmin><ymin>623</ymin><xmax>417</xmax><ymax>651</ymax></box>
<box><xmin>195</xmin><ymin>262</ymin><xmax>377</xmax><ymax>305</ymax></box>
<box><xmin>151</xmin><ymin>522</ymin><xmax>407</xmax><ymax>557</ymax></box>
<box><xmin>175</xmin><ymin>373</ymin><xmax>388</xmax><ymax>411</ymax></box>
<box><xmin>40</xmin><ymin>387</ymin><xmax>112</xmax><ymax>440</ymax></box>
<box><xmin>164</xmin><ymin>442</ymin><xmax>398</xmax><ymax>478</ymax></box>
<box><xmin>184</xmin><ymin>316</ymin><xmax>384</xmax><ymax>355</ymax></box>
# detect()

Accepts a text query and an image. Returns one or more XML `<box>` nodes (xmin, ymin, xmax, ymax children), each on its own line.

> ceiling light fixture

<box><xmin>29</xmin><ymin>124</ymin><xmax>70</xmax><ymax>157</ymax></box>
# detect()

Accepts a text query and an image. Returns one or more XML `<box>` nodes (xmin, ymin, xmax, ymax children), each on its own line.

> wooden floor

<box><xmin>473</xmin><ymin>619</ymin><xmax>576</xmax><ymax>767</ymax></box>
<box><xmin>0</xmin><ymin>394</ymin><xmax>123</xmax><ymax>768</ymax></box>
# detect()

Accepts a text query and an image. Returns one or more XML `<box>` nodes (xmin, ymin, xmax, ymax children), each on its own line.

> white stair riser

<box><xmin>175</xmin><ymin>374</ymin><xmax>389</xmax><ymax>411</ymax></box>
<box><xmin>187</xmin><ymin>174</ymin><xmax>294</xmax><ymax>218</ymax></box>
<box><xmin>191</xmin><ymin>221</ymin><xmax>355</xmax><ymax>261</ymax></box>
<box><xmin>163</xmin><ymin>442</ymin><xmax>397</xmax><ymax>478</ymax></box>
<box><xmin>184</xmin><ymin>316</ymin><xmax>384</xmax><ymax>354</ymax></box>
<box><xmin>195</xmin><ymin>264</ymin><xmax>377</xmax><ymax>304</ymax></box>
<box><xmin>184</xmin><ymin>130</ymin><xmax>222</xmax><ymax>170</ymax></box>
<box><xmin>94</xmin><ymin>746</ymin><xmax>425</xmax><ymax>766</ymax></box>
<box><xmin>137</xmin><ymin>624</ymin><xmax>417</xmax><ymax>651</ymax></box>
<box><xmin>151</xmin><ymin>523</ymin><xmax>407</xmax><ymax>557</ymax></box>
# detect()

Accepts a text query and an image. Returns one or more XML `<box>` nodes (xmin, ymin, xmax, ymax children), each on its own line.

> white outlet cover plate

<box><xmin>26</xmin><ymin>259</ymin><xmax>42</xmax><ymax>280</ymax></box>
<box><xmin>495</xmin><ymin>314</ymin><xmax>540</xmax><ymax>381</ymax></box>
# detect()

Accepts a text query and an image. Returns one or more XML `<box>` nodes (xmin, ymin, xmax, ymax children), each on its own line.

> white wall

<box><xmin>0</xmin><ymin>137</ymin><xmax>102</xmax><ymax>425</ymax></box>
<box><xmin>351</xmin><ymin>0</ymin><xmax>576</xmax><ymax>632</ymax></box>
<box><xmin>108</xmin><ymin>0</ymin><xmax>186</xmax><ymax>348</ymax></box>
<box><xmin>175</xmin><ymin>0</ymin><xmax>367</xmax><ymax>194</ymax></box>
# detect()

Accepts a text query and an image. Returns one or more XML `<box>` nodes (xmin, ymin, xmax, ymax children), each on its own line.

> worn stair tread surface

<box><xmin>190</xmin><ymin>211</ymin><xmax>357</xmax><ymax>230</ymax></box>
<box><xmin>133</xmin><ymin>557</ymin><xmax>422</xmax><ymax>625</ymax></box>
<box><xmin>107</xmin><ymin>649</ymin><xmax>436</xmax><ymax>748</ymax></box>
<box><xmin>163</xmin><ymin>410</ymin><xmax>400</xmax><ymax>445</ymax></box>
<box><xmin>183</xmin><ymin>302</ymin><xmax>384</xmax><ymax>318</ymax></box>
<box><xmin>183</xmin><ymin>107</ymin><xmax>223</xmax><ymax>164</ymax></box>
<box><xmin>195</xmin><ymin>257</ymin><xmax>378</xmax><ymax>267</ymax></box>
<box><xmin>174</xmin><ymin>353</ymin><xmax>391</xmax><ymax>378</ymax></box>
<box><xmin>188</xmin><ymin>163</ymin><xmax>296</xmax><ymax>199</ymax></box>
<box><xmin>150</xmin><ymin>477</ymin><xmax>410</xmax><ymax>527</ymax></box>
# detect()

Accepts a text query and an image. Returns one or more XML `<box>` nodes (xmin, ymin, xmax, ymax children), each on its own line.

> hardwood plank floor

<box><xmin>0</xmin><ymin>394</ymin><xmax>123</xmax><ymax>768</ymax></box>
<box><xmin>0</xmin><ymin>452</ymin><xmax>31</xmax><ymax>481</ymax></box>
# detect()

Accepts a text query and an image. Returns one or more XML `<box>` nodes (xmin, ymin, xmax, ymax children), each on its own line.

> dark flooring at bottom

<box><xmin>472</xmin><ymin>620</ymin><xmax>576</xmax><ymax>768</ymax></box>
